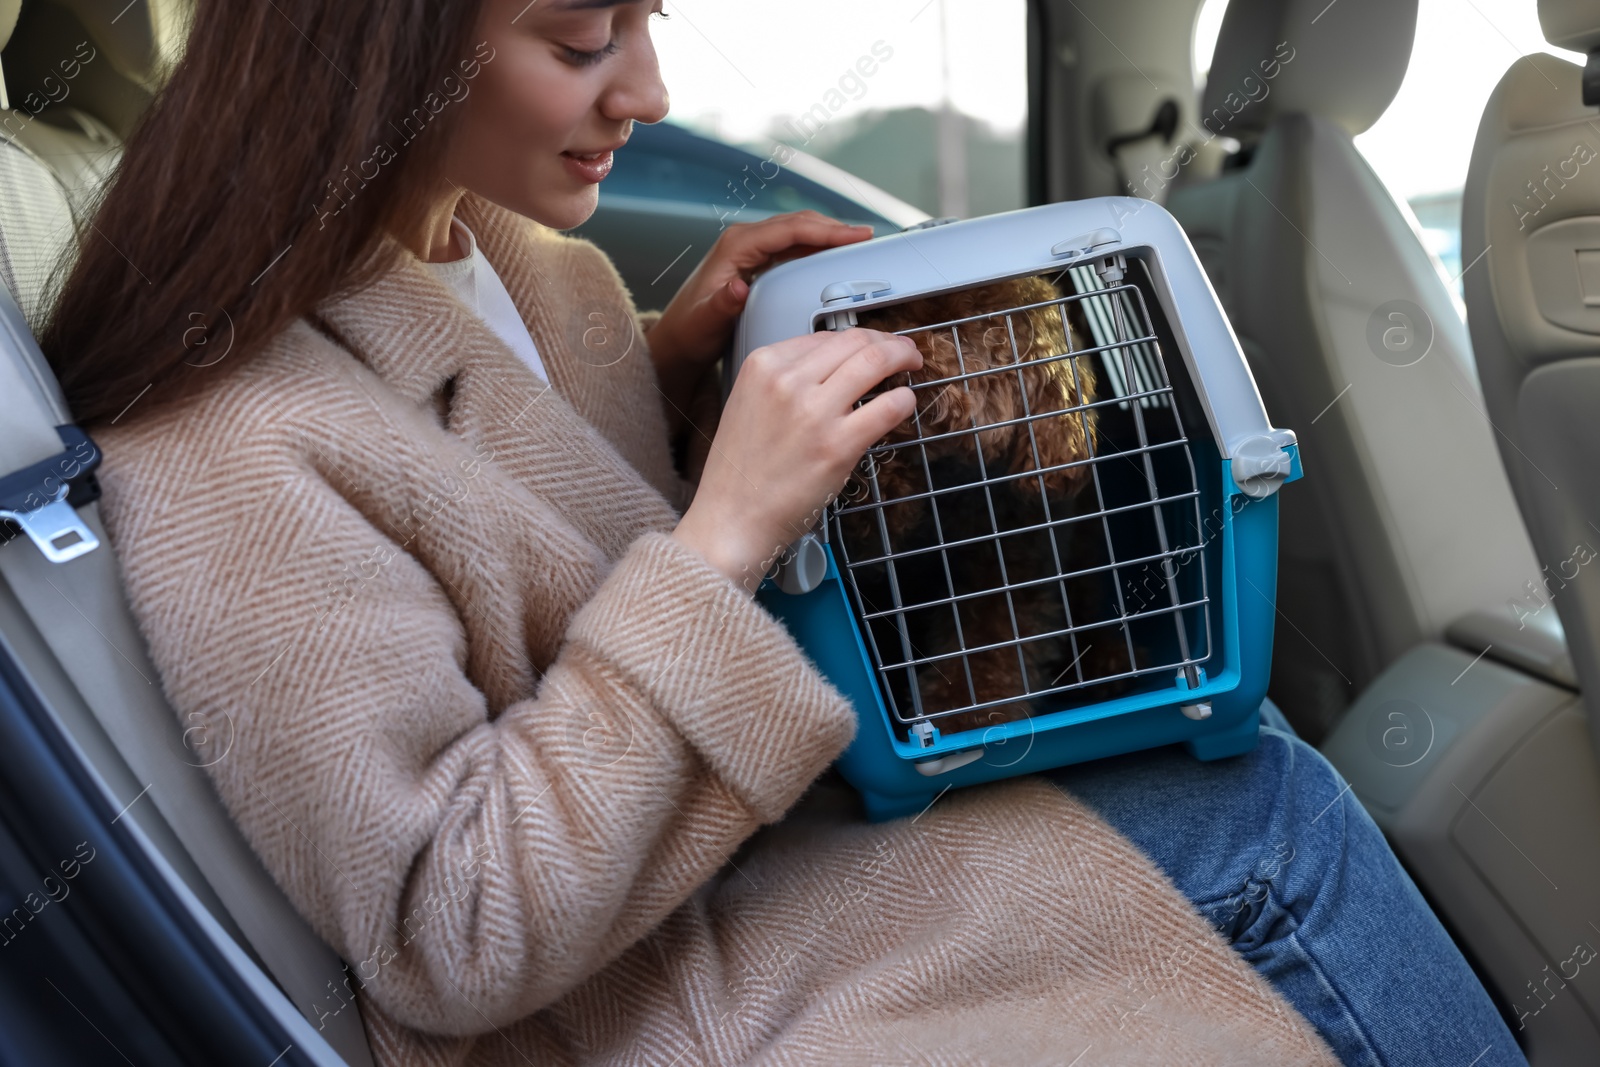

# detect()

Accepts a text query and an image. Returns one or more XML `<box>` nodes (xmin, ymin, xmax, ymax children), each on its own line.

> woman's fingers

<box><xmin>648</xmin><ymin>213</ymin><xmax>872</xmax><ymax>370</ymax></box>
<box><xmin>722</xmin><ymin>212</ymin><xmax>874</xmax><ymax>270</ymax></box>
<box><xmin>781</xmin><ymin>327</ymin><xmax>915</xmax><ymax>385</ymax></box>
<box><xmin>815</xmin><ymin>331</ymin><xmax>924</xmax><ymax>408</ymax></box>
<box><xmin>844</xmin><ymin>384</ymin><xmax>918</xmax><ymax>455</ymax></box>
<box><xmin>687</xmin><ymin>321</ymin><xmax>922</xmax><ymax>582</ymax></box>
<box><xmin>745</xmin><ymin>328</ymin><xmax>837</xmax><ymax>371</ymax></box>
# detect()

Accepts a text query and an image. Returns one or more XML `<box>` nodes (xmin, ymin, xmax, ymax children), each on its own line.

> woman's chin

<box><xmin>529</xmin><ymin>187</ymin><xmax>601</xmax><ymax>232</ymax></box>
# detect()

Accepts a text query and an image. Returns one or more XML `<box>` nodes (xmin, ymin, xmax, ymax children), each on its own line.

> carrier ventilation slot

<box><xmin>1067</xmin><ymin>264</ymin><xmax>1170</xmax><ymax>412</ymax></box>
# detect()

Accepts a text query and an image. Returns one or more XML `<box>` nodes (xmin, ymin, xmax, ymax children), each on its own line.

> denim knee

<box><xmin>1049</xmin><ymin>721</ymin><xmax>1526</xmax><ymax>1065</ymax></box>
<box><xmin>1195</xmin><ymin>727</ymin><xmax>1353</xmax><ymax>939</ymax></box>
<box><xmin>1043</xmin><ymin>720</ymin><xmax>1357</xmax><ymax>933</ymax></box>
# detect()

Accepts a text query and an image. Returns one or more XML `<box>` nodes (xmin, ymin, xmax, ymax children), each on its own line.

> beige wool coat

<box><xmin>94</xmin><ymin>191</ymin><xmax>1339</xmax><ymax>1066</ymax></box>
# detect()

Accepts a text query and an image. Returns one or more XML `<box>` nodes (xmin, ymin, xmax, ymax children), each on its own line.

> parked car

<box><xmin>573</xmin><ymin>119</ymin><xmax>925</xmax><ymax>304</ymax></box>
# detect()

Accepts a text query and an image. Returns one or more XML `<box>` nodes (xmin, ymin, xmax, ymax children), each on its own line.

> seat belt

<box><xmin>0</xmin><ymin>293</ymin><xmax>375</xmax><ymax>1067</ymax></box>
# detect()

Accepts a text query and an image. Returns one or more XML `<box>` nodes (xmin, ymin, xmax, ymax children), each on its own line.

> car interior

<box><xmin>0</xmin><ymin>0</ymin><xmax>1596</xmax><ymax>1062</ymax></box>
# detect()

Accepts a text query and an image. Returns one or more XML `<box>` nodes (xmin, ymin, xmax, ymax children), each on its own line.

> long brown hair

<box><xmin>41</xmin><ymin>0</ymin><xmax>489</xmax><ymax>427</ymax></box>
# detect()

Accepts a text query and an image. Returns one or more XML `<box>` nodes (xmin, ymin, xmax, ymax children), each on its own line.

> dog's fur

<box><xmin>837</xmin><ymin>275</ymin><xmax>1133</xmax><ymax>737</ymax></box>
<box><xmin>859</xmin><ymin>275</ymin><xmax>1097</xmax><ymax>502</ymax></box>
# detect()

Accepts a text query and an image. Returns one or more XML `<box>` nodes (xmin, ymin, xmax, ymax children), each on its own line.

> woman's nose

<box><xmin>603</xmin><ymin>48</ymin><xmax>670</xmax><ymax>125</ymax></box>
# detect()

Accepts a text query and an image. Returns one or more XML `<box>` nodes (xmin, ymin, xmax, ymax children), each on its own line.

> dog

<box><xmin>834</xmin><ymin>274</ymin><xmax>1139</xmax><ymax>737</ymax></box>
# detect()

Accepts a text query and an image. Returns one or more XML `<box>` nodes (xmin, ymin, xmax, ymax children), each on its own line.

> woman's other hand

<box><xmin>645</xmin><ymin>210</ymin><xmax>875</xmax><ymax>379</ymax></box>
<box><xmin>672</xmin><ymin>327</ymin><xmax>921</xmax><ymax>593</ymax></box>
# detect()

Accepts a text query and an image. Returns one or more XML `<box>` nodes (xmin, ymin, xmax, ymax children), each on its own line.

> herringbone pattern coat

<box><xmin>94</xmin><ymin>191</ymin><xmax>1338</xmax><ymax>1066</ymax></box>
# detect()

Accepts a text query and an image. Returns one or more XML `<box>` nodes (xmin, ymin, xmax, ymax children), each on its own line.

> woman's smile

<box><xmin>559</xmin><ymin>141</ymin><xmax>625</xmax><ymax>184</ymax></box>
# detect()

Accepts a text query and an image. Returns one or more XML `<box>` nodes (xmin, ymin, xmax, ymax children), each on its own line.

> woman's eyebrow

<box><xmin>542</xmin><ymin>0</ymin><xmax>642</xmax><ymax>11</ymax></box>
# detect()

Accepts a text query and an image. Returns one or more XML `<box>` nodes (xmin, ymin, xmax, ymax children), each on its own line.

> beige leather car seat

<box><xmin>0</xmin><ymin>0</ymin><xmax>166</xmax><ymax>327</ymax></box>
<box><xmin>1462</xmin><ymin>1</ymin><xmax>1600</xmax><ymax>761</ymax></box>
<box><xmin>1165</xmin><ymin>0</ymin><xmax>1541</xmax><ymax>741</ymax></box>
<box><xmin>0</xmin><ymin>2</ymin><xmax>374</xmax><ymax>1062</ymax></box>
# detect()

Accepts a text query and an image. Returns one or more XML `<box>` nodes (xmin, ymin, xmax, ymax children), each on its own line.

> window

<box><xmin>652</xmin><ymin>0</ymin><xmax>1029</xmax><ymax>219</ymax></box>
<box><xmin>1354</xmin><ymin>0</ymin><xmax>1581</xmax><ymax>298</ymax></box>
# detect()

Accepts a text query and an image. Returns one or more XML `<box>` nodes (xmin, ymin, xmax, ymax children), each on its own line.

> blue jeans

<box><xmin>1043</xmin><ymin>701</ymin><xmax>1526</xmax><ymax>1067</ymax></box>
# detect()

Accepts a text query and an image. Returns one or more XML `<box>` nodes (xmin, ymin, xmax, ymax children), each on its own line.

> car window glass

<box><xmin>1356</xmin><ymin>0</ymin><xmax>1582</xmax><ymax>300</ymax></box>
<box><xmin>651</xmin><ymin>1</ymin><xmax>1028</xmax><ymax>220</ymax></box>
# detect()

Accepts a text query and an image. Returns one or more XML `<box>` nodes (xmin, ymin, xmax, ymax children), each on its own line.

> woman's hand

<box><xmin>645</xmin><ymin>211</ymin><xmax>876</xmax><ymax>398</ymax></box>
<box><xmin>672</xmin><ymin>328</ymin><xmax>922</xmax><ymax>593</ymax></box>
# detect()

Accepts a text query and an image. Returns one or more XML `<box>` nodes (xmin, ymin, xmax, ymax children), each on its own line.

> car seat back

<box><xmin>0</xmin><ymin>0</ymin><xmax>170</xmax><ymax>327</ymax></box>
<box><xmin>1462</xmin><ymin>0</ymin><xmax>1600</xmax><ymax>759</ymax></box>
<box><xmin>1165</xmin><ymin>0</ymin><xmax>1541</xmax><ymax>739</ymax></box>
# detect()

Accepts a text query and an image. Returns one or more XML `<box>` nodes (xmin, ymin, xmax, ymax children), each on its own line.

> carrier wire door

<box><xmin>828</xmin><ymin>262</ymin><xmax>1212</xmax><ymax>743</ymax></box>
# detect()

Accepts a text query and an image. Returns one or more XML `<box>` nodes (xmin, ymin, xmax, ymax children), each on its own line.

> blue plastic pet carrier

<box><xmin>725</xmin><ymin>197</ymin><xmax>1302</xmax><ymax>822</ymax></box>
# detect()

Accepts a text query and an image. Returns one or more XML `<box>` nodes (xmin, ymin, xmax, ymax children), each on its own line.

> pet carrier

<box><xmin>725</xmin><ymin>197</ymin><xmax>1302</xmax><ymax>822</ymax></box>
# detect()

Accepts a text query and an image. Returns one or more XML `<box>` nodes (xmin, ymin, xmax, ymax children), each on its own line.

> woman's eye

<box><xmin>560</xmin><ymin>7</ymin><xmax>667</xmax><ymax>67</ymax></box>
<box><xmin>563</xmin><ymin>41</ymin><xmax>620</xmax><ymax>67</ymax></box>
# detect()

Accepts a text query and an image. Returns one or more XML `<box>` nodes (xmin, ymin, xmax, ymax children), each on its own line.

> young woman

<box><xmin>42</xmin><ymin>1</ymin><xmax>1520</xmax><ymax>1064</ymax></box>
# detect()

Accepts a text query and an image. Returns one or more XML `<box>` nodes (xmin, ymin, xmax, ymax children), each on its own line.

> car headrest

<box><xmin>54</xmin><ymin>0</ymin><xmax>176</xmax><ymax>88</ymax></box>
<box><xmin>1540</xmin><ymin>0</ymin><xmax>1600</xmax><ymax>53</ymax></box>
<box><xmin>0</xmin><ymin>0</ymin><xmax>20</xmax><ymax>50</ymax></box>
<box><xmin>1201</xmin><ymin>0</ymin><xmax>1417</xmax><ymax>140</ymax></box>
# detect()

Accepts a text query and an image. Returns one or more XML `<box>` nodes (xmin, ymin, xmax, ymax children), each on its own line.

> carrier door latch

<box><xmin>906</xmin><ymin>720</ymin><xmax>986</xmax><ymax>775</ymax></box>
<box><xmin>1229</xmin><ymin>428</ymin><xmax>1299</xmax><ymax>499</ymax></box>
<box><xmin>769</xmin><ymin>530</ymin><xmax>828</xmax><ymax>595</ymax></box>
<box><xmin>912</xmin><ymin>748</ymin><xmax>985</xmax><ymax>776</ymax></box>
<box><xmin>1176</xmin><ymin>667</ymin><xmax>1212</xmax><ymax>721</ymax></box>
<box><xmin>819</xmin><ymin>280</ymin><xmax>891</xmax><ymax>331</ymax></box>
<box><xmin>1051</xmin><ymin>228</ymin><xmax>1122</xmax><ymax>259</ymax></box>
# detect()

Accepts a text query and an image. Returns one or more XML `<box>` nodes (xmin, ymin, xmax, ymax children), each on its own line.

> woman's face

<box><xmin>447</xmin><ymin>0</ymin><xmax>670</xmax><ymax>231</ymax></box>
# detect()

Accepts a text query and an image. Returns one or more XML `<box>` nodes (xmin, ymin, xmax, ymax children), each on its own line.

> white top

<box><xmin>424</xmin><ymin>216</ymin><xmax>548</xmax><ymax>384</ymax></box>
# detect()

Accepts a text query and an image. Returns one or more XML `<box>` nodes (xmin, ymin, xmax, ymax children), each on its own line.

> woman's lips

<box><xmin>561</xmin><ymin>149</ymin><xmax>614</xmax><ymax>184</ymax></box>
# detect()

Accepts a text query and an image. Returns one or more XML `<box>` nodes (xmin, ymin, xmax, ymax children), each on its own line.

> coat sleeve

<box><xmin>97</xmin><ymin>405</ymin><xmax>859</xmax><ymax>1038</ymax></box>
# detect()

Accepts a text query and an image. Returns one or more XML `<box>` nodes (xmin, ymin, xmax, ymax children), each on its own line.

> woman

<box><xmin>41</xmin><ymin>1</ymin><xmax>1519</xmax><ymax>1064</ymax></box>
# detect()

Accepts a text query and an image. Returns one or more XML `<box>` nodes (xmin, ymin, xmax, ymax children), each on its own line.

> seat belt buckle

<box><xmin>0</xmin><ymin>424</ymin><xmax>103</xmax><ymax>563</ymax></box>
<box><xmin>0</xmin><ymin>486</ymin><xmax>99</xmax><ymax>562</ymax></box>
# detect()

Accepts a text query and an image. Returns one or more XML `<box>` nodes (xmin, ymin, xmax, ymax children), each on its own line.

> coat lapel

<box><xmin>309</xmin><ymin>207</ymin><xmax>685</xmax><ymax>563</ymax></box>
<box><xmin>457</xmin><ymin>192</ymin><xmax>688</xmax><ymax>504</ymax></box>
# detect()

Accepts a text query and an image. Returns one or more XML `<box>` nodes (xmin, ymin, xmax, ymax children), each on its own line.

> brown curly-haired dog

<box><xmin>858</xmin><ymin>274</ymin><xmax>1096</xmax><ymax>502</ymax></box>
<box><xmin>835</xmin><ymin>274</ymin><xmax>1130</xmax><ymax>738</ymax></box>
